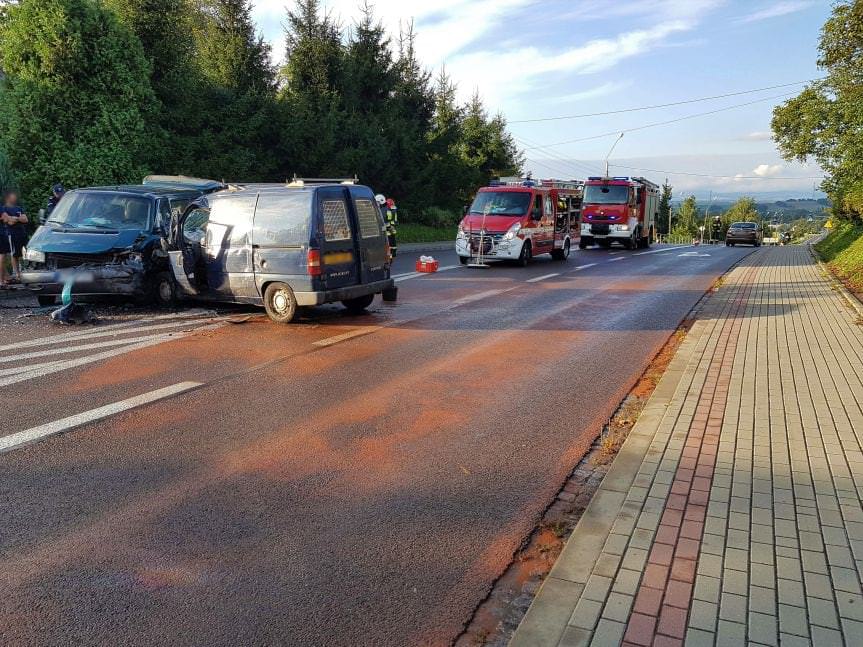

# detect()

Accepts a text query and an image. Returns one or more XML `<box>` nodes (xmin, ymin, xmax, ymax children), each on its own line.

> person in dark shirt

<box><xmin>45</xmin><ymin>183</ymin><xmax>65</xmax><ymax>219</ymax></box>
<box><xmin>0</xmin><ymin>191</ymin><xmax>28</xmax><ymax>286</ymax></box>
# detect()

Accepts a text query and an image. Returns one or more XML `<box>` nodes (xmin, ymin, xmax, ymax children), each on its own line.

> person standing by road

<box><xmin>44</xmin><ymin>183</ymin><xmax>64</xmax><ymax>222</ymax></box>
<box><xmin>0</xmin><ymin>191</ymin><xmax>28</xmax><ymax>287</ymax></box>
<box><xmin>376</xmin><ymin>194</ymin><xmax>399</xmax><ymax>258</ymax></box>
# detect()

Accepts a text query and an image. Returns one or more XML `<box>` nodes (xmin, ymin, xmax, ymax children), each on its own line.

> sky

<box><xmin>250</xmin><ymin>0</ymin><xmax>833</xmax><ymax>199</ymax></box>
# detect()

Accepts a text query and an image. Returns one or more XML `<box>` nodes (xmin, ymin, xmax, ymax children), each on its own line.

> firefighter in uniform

<box><xmin>711</xmin><ymin>215</ymin><xmax>722</xmax><ymax>243</ymax></box>
<box><xmin>376</xmin><ymin>194</ymin><xmax>398</xmax><ymax>258</ymax></box>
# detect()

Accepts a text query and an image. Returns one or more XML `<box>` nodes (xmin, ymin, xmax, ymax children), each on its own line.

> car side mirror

<box><xmin>463</xmin><ymin>205</ymin><xmax>470</xmax><ymax>216</ymax></box>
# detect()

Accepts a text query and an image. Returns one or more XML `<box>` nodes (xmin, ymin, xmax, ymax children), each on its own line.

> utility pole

<box><xmin>666</xmin><ymin>177</ymin><xmax>672</xmax><ymax>240</ymax></box>
<box><xmin>604</xmin><ymin>133</ymin><xmax>624</xmax><ymax>177</ymax></box>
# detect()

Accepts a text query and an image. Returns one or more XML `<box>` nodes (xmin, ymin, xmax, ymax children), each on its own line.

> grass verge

<box><xmin>815</xmin><ymin>221</ymin><xmax>863</xmax><ymax>295</ymax></box>
<box><xmin>398</xmin><ymin>223</ymin><xmax>454</xmax><ymax>244</ymax></box>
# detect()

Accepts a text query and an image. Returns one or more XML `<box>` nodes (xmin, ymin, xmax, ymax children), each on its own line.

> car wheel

<box><xmin>579</xmin><ymin>237</ymin><xmax>591</xmax><ymax>250</ymax></box>
<box><xmin>264</xmin><ymin>282</ymin><xmax>298</xmax><ymax>324</ymax></box>
<box><xmin>342</xmin><ymin>294</ymin><xmax>375</xmax><ymax>314</ymax></box>
<box><xmin>153</xmin><ymin>271</ymin><xmax>178</xmax><ymax>307</ymax></box>
<box><xmin>37</xmin><ymin>295</ymin><xmax>56</xmax><ymax>307</ymax></box>
<box><xmin>458</xmin><ymin>255</ymin><xmax>469</xmax><ymax>265</ymax></box>
<box><xmin>517</xmin><ymin>241</ymin><xmax>532</xmax><ymax>267</ymax></box>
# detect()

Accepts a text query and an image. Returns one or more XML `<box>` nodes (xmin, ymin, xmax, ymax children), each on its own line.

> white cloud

<box><xmin>753</xmin><ymin>163</ymin><xmax>784</xmax><ymax>177</ymax></box>
<box><xmin>736</xmin><ymin>1</ymin><xmax>813</xmax><ymax>24</ymax></box>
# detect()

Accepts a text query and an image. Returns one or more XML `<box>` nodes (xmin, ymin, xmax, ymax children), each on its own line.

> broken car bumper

<box><xmin>21</xmin><ymin>265</ymin><xmax>147</xmax><ymax>296</ymax></box>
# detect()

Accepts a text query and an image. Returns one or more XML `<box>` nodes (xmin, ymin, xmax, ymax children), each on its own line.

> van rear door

<box><xmin>317</xmin><ymin>187</ymin><xmax>361</xmax><ymax>290</ymax></box>
<box><xmin>349</xmin><ymin>188</ymin><xmax>389</xmax><ymax>284</ymax></box>
<box><xmin>251</xmin><ymin>191</ymin><xmax>311</xmax><ymax>288</ymax></box>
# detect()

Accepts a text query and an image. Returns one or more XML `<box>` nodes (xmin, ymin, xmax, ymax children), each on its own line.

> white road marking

<box><xmin>0</xmin><ymin>314</ymin><xmax>218</xmax><ymax>352</ymax></box>
<box><xmin>393</xmin><ymin>272</ymin><xmax>423</xmax><ymax>282</ymax></box>
<box><xmin>0</xmin><ymin>324</ymin><xmax>221</xmax><ymax>387</ymax></box>
<box><xmin>573</xmin><ymin>263</ymin><xmax>598</xmax><ymax>270</ymax></box>
<box><xmin>453</xmin><ymin>289</ymin><xmax>508</xmax><ymax>306</ymax></box>
<box><xmin>392</xmin><ymin>264</ymin><xmax>463</xmax><ymax>282</ymax></box>
<box><xmin>0</xmin><ymin>382</ymin><xmax>202</xmax><ymax>453</ymax></box>
<box><xmin>313</xmin><ymin>327</ymin><xmax>381</xmax><ymax>347</ymax></box>
<box><xmin>0</xmin><ymin>332</ymin><xmax>183</xmax><ymax>364</ymax></box>
<box><xmin>633</xmin><ymin>245</ymin><xmax>692</xmax><ymax>256</ymax></box>
<box><xmin>526</xmin><ymin>273</ymin><xmax>560</xmax><ymax>283</ymax></box>
<box><xmin>608</xmin><ymin>257</ymin><xmax>625</xmax><ymax>263</ymax></box>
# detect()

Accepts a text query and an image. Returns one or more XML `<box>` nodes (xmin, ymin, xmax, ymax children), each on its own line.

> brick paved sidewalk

<box><xmin>511</xmin><ymin>245</ymin><xmax>863</xmax><ymax>647</ymax></box>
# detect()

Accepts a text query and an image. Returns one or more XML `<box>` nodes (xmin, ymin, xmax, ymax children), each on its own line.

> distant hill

<box><xmin>670</xmin><ymin>197</ymin><xmax>830</xmax><ymax>223</ymax></box>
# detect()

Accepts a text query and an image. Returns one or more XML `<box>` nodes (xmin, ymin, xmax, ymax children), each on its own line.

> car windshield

<box><xmin>469</xmin><ymin>191</ymin><xmax>531</xmax><ymax>216</ymax></box>
<box><xmin>47</xmin><ymin>192</ymin><xmax>152</xmax><ymax>230</ymax></box>
<box><xmin>584</xmin><ymin>184</ymin><xmax>630</xmax><ymax>204</ymax></box>
<box><xmin>732</xmin><ymin>222</ymin><xmax>757</xmax><ymax>229</ymax></box>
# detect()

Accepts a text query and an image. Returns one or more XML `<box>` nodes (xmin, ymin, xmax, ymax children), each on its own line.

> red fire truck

<box><xmin>579</xmin><ymin>176</ymin><xmax>660</xmax><ymax>250</ymax></box>
<box><xmin>456</xmin><ymin>178</ymin><xmax>583</xmax><ymax>265</ymax></box>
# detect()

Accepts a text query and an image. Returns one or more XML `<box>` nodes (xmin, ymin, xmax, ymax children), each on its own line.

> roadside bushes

<box><xmin>815</xmin><ymin>221</ymin><xmax>863</xmax><ymax>293</ymax></box>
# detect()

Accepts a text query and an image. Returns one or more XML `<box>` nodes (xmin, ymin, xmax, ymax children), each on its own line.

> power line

<box><xmin>509</xmin><ymin>79</ymin><xmax>821</xmax><ymax>124</ymax></box>
<box><xmin>520</xmin><ymin>92</ymin><xmax>795</xmax><ymax>150</ymax></box>
<box><xmin>609</xmin><ymin>163</ymin><xmax>825</xmax><ymax>181</ymax></box>
<box><xmin>514</xmin><ymin>135</ymin><xmax>603</xmax><ymax>177</ymax></box>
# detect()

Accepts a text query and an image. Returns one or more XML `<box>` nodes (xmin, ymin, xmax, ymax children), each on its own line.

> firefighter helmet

<box><xmin>375</xmin><ymin>194</ymin><xmax>386</xmax><ymax>206</ymax></box>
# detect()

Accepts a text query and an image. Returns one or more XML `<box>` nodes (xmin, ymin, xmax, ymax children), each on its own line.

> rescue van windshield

<box><xmin>584</xmin><ymin>185</ymin><xmax>629</xmax><ymax>205</ymax></box>
<box><xmin>468</xmin><ymin>191</ymin><xmax>531</xmax><ymax>216</ymax></box>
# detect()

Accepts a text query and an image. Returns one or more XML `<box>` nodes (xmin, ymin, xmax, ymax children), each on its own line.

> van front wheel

<box><xmin>264</xmin><ymin>282</ymin><xmax>298</xmax><ymax>324</ymax></box>
<box><xmin>342</xmin><ymin>294</ymin><xmax>375</xmax><ymax>314</ymax></box>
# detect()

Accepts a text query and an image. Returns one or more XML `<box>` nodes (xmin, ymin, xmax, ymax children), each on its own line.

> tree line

<box><xmin>654</xmin><ymin>185</ymin><xmax>772</xmax><ymax>241</ymax></box>
<box><xmin>0</xmin><ymin>0</ymin><xmax>523</xmax><ymax>223</ymax></box>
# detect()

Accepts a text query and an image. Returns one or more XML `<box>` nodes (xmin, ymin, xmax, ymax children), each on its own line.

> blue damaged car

<box><xmin>21</xmin><ymin>176</ymin><xmax>224</xmax><ymax>306</ymax></box>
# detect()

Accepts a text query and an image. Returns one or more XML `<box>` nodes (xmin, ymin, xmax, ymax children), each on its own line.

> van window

<box><xmin>210</xmin><ymin>195</ymin><xmax>256</xmax><ymax>245</ymax></box>
<box><xmin>254</xmin><ymin>192</ymin><xmax>312</xmax><ymax>245</ymax></box>
<box><xmin>183</xmin><ymin>208</ymin><xmax>209</xmax><ymax>244</ymax></box>
<box><xmin>322</xmin><ymin>199</ymin><xmax>351</xmax><ymax>241</ymax></box>
<box><xmin>355</xmin><ymin>198</ymin><xmax>383</xmax><ymax>238</ymax></box>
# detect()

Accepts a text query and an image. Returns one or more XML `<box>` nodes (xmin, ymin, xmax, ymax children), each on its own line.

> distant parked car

<box><xmin>726</xmin><ymin>222</ymin><xmax>763</xmax><ymax>247</ymax></box>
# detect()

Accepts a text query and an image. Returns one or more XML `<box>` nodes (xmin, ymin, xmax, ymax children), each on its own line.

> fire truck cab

<box><xmin>580</xmin><ymin>176</ymin><xmax>660</xmax><ymax>250</ymax></box>
<box><xmin>456</xmin><ymin>178</ymin><xmax>583</xmax><ymax>266</ymax></box>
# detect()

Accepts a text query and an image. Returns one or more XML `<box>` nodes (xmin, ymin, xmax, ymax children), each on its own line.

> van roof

<box><xmin>75</xmin><ymin>185</ymin><xmax>204</xmax><ymax>199</ymax></box>
<box><xmin>215</xmin><ymin>182</ymin><xmax>374</xmax><ymax>195</ymax></box>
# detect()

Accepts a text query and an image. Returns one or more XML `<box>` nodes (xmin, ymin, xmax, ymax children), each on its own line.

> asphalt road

<box><xmin>0</xmin><ymin>242</ymin><xmax>755</xmax><ymax>646</ymax></box>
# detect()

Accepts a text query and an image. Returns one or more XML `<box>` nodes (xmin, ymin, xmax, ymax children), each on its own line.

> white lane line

<box><xmin>0</xmin><ymin>382</ymin><xmax>202</xmax><ymax>453</ymax></box>
<box><xmin>526</xmin><ymin>273</ymin><xmax>560</xmax><ymax>283</ymax></box>
<box><xmin>633</xmin><ymin>245</ymin><xmax>692</xmax><ymax>256</ymax></box>
<box><xmin>0</xmin><ymin>324</ymin><xmax>221</xmax><ymax>387</ymax></box>
<box><xmin>0</xmin><ymin>332</ymin><xmax>184</xmax><ymax>364</ymax></box>
<box><xmin>453</xmin><ymin>289</ymin><xmax>507</xmax><ymax>306</ymax></box>
<box><xmin>394</xmin><ymin>272</ymin><xmax>423</xmax><ymax>283</ymax></box>
<box><xmin>573</xmin><ymin>263</ymin><xmax>598</xmax><ymax>270</ymax></box>
<box><xmin>0</xmin><ymin>314</ymin><xmax>217</xmax><ymax>352</ymax></box>
<box><xmin>608</xmin><ymin>257</ymin><xmax>625</xmax><ymax>263</ymax></box>
<box><xmin>313</xmin><ymin>327</ymin><xmax>381</xmax><ymax>348</ymax></box>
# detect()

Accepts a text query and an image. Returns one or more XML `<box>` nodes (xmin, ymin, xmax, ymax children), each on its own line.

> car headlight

<box><xmin>503</xmin><ymin>222</ymin><xmax>522</xmax><ymax>240</ymax></box>
<box><xmin>457</xmin><ymin>225</ymin><xmax>466</xmax><ymax>239</ymax></box>
<box><xmin>617</xmin><ymin>224</ymin><xmax>630</xmax><ymax>232</ymax></box>
<box><xmin>23</xmin><ymin>247</ymin><xmax>45</xmax><ymax>263</ymax></box>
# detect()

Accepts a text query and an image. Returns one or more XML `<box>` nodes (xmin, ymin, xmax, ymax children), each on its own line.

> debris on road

<box><xmin>49</xmin><ymin>274</ymin><xmax>95</xmax><ymax>325</ymax></box>
<box><xmin>416</xmin><ymin>255</ymin><xmax>439</xmax><ymax>272</ymax></box>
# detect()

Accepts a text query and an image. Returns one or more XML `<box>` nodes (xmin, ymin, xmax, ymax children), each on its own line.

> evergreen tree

<box><xmin>278</xmin><ymin>0</ymin><xmax>346</xmax><ymax>177</ymax></box>
<box><xmin>192</xmin><ymin>0</ymin><xmax>280</xmax><ymax>179</ymax></box>
<box><xmin>425</xmin><ymin>68</ymin><xmax>467</xmax><ymax>211</ymax></box>
<box><xmin>0</xmin><ymin>0</ymin><xmax>155</xmax><ymax>207</ymax></box>
<box><xmin>657</xmin><ymin>179</ymin><xmax>673</xmax><ymax>236</ymax></box>
<box><xmin>672</xmin><ymin>196</ymin><xmax>700</xmax><ymax>238</ymax></box>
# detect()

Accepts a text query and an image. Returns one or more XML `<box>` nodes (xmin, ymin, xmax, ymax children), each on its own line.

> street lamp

<box><xmin>604</xmin><ymin>133</ymin><xmax>624</xmax><ymax>177</ymax></box>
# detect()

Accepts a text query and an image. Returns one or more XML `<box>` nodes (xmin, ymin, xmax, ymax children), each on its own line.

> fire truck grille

<box><xmin>469</xmin><ymin>233</ymin><xmax>503</xmax><ymax>255</ymax></box>
<box><xmin>590</xmin><ymin>224</ymin><xmax>610</xmax><ymax>236</ymax></box>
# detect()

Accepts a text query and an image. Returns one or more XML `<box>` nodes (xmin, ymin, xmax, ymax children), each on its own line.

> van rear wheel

<box><xmin>342</xmin><ymin>294</ymin><xmax>375</xmax><ymax>314</ymax></box>
<box><xmin>264</xmin><ymin>282</ymin><xmax>298</xmax><ymax>324</ymax></box>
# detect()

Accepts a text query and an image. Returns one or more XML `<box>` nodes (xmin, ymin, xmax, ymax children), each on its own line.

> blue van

<box><xmin>167</xmin><ymin>180</ymin><xmax>396</xmax><ymax>323</ymax></box>
<box><xmin>21</xmin><ymin>177</ymin><xmax>224</xmax><ymax>305</ymax></box>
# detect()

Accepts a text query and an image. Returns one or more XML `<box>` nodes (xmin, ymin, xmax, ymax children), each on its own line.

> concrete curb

<box><xmin>509</xmin><ymin>312</ymin><xmax>710</xmax><ymax>646</ymax></box>
<box><xmin>808</xmin><ymin>241</ymin><xmax>863</xmax><ymax>318</ymax></box>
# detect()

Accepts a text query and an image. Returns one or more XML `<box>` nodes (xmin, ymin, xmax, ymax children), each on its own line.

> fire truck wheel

<box><xmin>551</xmin><ymin>239</ymin><xmax>570</xmax><ymax>261</ymax></box>
<box><xmin>578</xmin><ymin>237</ymin><xmax>591</xmax><ymax>250</ymax></box>
<box><xmin>517</xmin><ymin>241</ymin><xmax>532</xmax><ymax>267</ymax></box>
<box><xmin>459</xmin><ymin>255</ymin><xmax>469</xmax><ymax>265</ymax></box>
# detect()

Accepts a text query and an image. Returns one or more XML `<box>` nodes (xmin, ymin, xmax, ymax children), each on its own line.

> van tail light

<box><xmin>307</xmin><ymin>249</ymin><xmax>322</xmax><ymax>276</ymax></box>
<box><xmin>384</xmin><ymin>238</ymin><xmax>392</xmax><ymax>264</ymax></box>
